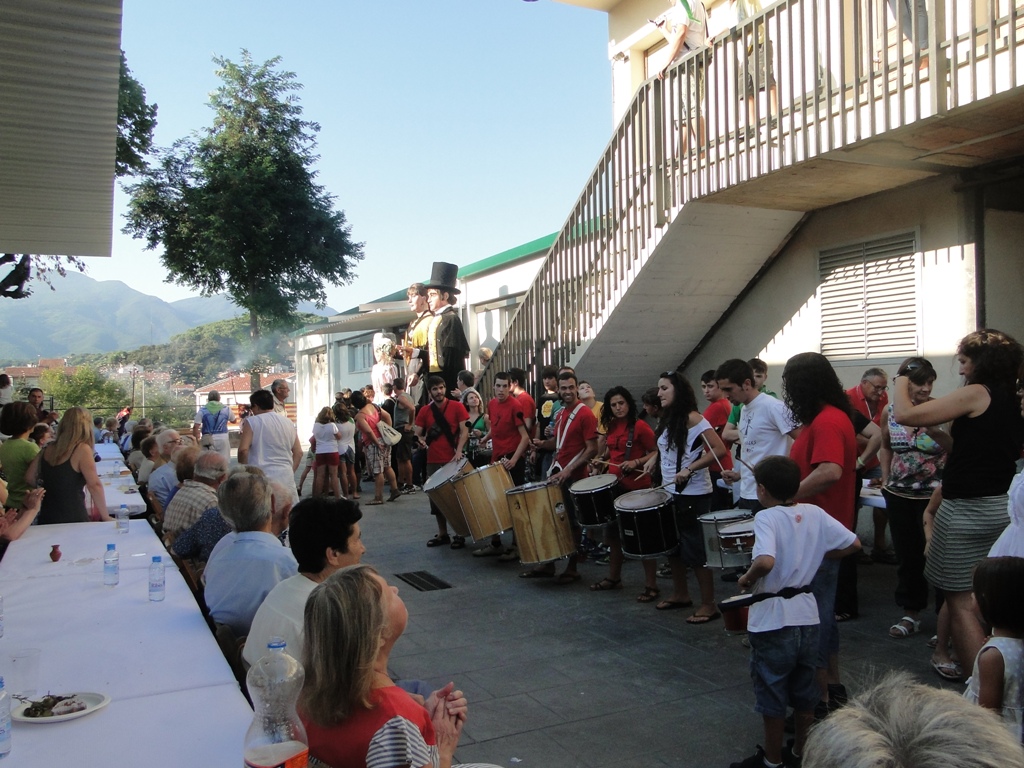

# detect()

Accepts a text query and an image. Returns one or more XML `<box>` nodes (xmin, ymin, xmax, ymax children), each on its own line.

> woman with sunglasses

<box><xmin>892</xmin><ymin>329</ymin><xmax>1024</xmax><ymax>675</ymax></box>
<box><xmin>642</xmin><ymin>370</ymin><xmax>728</xmax><ymax>622</ymax></box>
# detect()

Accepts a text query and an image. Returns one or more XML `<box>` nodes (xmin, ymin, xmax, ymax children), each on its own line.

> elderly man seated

<box><xmin>162</xmin><ymin>451</ymin><xmax>228</xmax><ymax>542</ymax></box>
<box><xmin>147</xmin><ymin>428</ymin><xmax>185</xmax><ymax>514</ymax></box>
<box><xmin>203</xmin><ymin>471</ymin><xmax>297</xmax><ymax>636</ymax></box>
<box><xmin>174</xmin><ymin>471</ymin><xmax>293</xmax><ymax>563</ymax></box>
<box><xmin>243</xmin><ymin>496</ymin><xmax>365</xmax><ymax>667</ymax></box>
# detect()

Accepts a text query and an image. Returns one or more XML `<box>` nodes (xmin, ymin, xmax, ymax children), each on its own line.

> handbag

<box><xmin>378</xmin><ymin>420</ymin><xmax>403</xmax><ymax>447</ymax></box>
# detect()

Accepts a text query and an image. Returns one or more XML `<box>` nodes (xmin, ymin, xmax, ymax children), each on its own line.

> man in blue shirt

<box><xmin>204</xmin><ymin>471</ymin><xmax>297</xmax><ymax>636</ymax></box>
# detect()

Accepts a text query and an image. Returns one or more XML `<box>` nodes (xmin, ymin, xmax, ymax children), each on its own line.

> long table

<box><xmin>0</xmin><ymin>521</ymin><xmax>253</xmax><ymax>764</ymax></box>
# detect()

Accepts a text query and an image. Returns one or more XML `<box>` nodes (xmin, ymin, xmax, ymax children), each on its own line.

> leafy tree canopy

<box><xmin>41</xmin><ymin>366</ymin><xmax>128</xmax><ymax>413</ymax></box>
<box><xmin>123</xmin><ymin>51</ymin><xmax>363</xmax><ymax>343</ymax></box>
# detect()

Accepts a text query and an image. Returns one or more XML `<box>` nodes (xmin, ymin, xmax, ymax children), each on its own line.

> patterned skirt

<box><xmin>924</xmin><ymin>495</ymin><xmax>1009</xmax><ymax>592</ymax></box>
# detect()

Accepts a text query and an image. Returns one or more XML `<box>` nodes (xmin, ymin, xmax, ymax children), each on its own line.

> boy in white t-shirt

<box><xmin>731</xmin><ymin>456</ymin><xmax>860</xmax><ymax>768</ymax></box>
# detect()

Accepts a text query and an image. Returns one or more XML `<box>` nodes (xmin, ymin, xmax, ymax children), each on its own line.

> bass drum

<box><xmin>423</xmin><ymin>457</ymin><xmax>473</xmax><ymax>538</ymax></box>
<box><xmin>452</xmin><ymin>462</ymin><xmax>515</xmax><ymax>541</ymax></box>
<box><xmin>568</xmin><ymin>474</ymin><xmax>620</xmax><ymax>528</ymax></box>
<box><xmin>615</xmin><ymin>488</ymin><xmax>677</xmax><ymax>559</ymax></box>
<box><xmin>506</xmin><ymin>482</ymin><xmax>575</xmax><ymax>565</ymax></box>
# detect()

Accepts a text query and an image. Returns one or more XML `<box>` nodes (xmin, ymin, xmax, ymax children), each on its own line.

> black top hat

<box><xmin>424</xmin><ymin>262</ymin><xmax>460</xmax><ymax>295</ymax></box>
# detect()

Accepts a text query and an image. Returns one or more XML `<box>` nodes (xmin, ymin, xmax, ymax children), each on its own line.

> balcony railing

<box><xmin>481</xmin><ymin>0</ymin><xmax>1023</xmax><ymax>394</ymax></box>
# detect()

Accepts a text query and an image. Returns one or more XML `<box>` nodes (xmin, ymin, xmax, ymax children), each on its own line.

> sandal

<box><xmin>366</xmin><ymin>498</ymin><xmax>384</xmax><ymax>506</ymax></box>
<box><xmin>637</xmin><ymin>586</ymin><xmax>661</xmax><ymax>603</ymax></box>
<box><xmin>387</xmin><ymin>489</ymin><xmax>403</xmax><ymax>502</ymax></box>
<box><xmin>930</xmin><ymin>657</ymin><xmax>963</xmax><ymax>681</ymax></box>
<box><xmin>686</xmin><ymin>610</ymin><xmax>721</xmax><ymax>625</ymax></box>
<box><xmin>834</xmin><ymin>611</ymin><xmax>857</xmax><ymax>623</ymax></box>
<box><xmin>450</xmin><ymin>536</ymin><xmax>466</xmax><ymax>550</ymax></box>
<box><xmin>590</xmin><ymin>578</ymin><xmax>622</xmax><ymax>592</ymax></box>
<box><xmin>889</xmin><ymin>616</ymin><xmax>920</xmax><ymax>639</ymax></box>
<box><xmin>555</xmin><ymin>571</ymin><xmax>581</xmax><ymax>584</ymax></box>
<box><xmin>426</xmin><ymin>534</ymin><xmax>451</xmax><ymax>547</ymax></box>
<box><xmin>927</xmin><ymin>634</ymin><xmax>939</xmax><ymax>649</ymax></box>
<box><xmin>655</xmin><ymin>599</ymin><xmax>693</xmax><ymax>611</ymax></box>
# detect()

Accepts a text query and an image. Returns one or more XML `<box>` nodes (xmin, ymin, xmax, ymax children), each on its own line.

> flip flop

<box><xmin>637</xmin><ymin>587</ymin><xmax>661</xmax><ymax>603</ymax></box>
<box><xmin>931</xmin><ymin>657</ymin><xmax>963</xmax><ymax>681</ymax></box>
<box><xmin>426</xmin><ymin>534</ymin><xmax>450</xmax><ymax>547</ymax></box>
<box><xmin>686</xmin><ymin>611</ymin><xmax>721</xmax><ymax>625</ymax></box>
<box><xmin>655</xmin><ymin>599</ymin><xmax>693</xmax><ymax>611</ymax></box>
<box><xmin>555</xmin><ymin>571</ymin><xmax>581</xmax><ymax>584</ymax></box>
<box><xmin>589</xmin><ymin>578</ymin><xmax>622</xmax><ymax>592</ymax></box>
<box><xmin>519</xmin><ymin>568</ymin><xmax>555</xmax><ymax>579</ymax></box>
<box><xmin>366</xmin><ymin>499</ymin><xmax>384</xmax><ymax>506</ymax></box>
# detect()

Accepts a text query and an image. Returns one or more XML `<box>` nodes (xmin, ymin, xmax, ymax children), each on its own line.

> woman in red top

<box><xmin>589</xmin><ymin>387</ymin><xmax>661</xmax><ymax>602</ymax></box>
<box><xmin>300</xmin><ymin>565</ymin><xmax>500</xmax><ymax>768</ymax></box>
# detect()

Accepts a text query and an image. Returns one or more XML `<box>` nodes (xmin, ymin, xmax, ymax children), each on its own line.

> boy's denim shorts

<box><xmin>748</xmin><ymin>625</ymin><xmax>820</xmax><ymax>718</ymax></box>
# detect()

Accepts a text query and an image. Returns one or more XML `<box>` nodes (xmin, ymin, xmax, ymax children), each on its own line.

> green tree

<box><xmin>2</xmin><ymin>50</ymin><xmax>156</xmax><ymax>299</ymax></box>
<box><xmin>123</xmin><ymin>51</ymin><xmax>362</xmax><ymax>389</ymax></box>
<box><xmin>41</xmin><ymin>366</ymin><xmax>129</xmax><ymax>416</ymax></box>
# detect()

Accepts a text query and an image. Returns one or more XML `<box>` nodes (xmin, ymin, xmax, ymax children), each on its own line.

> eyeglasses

<box><xmin>870</xmin><ymin>383</ymin><xmax>888</xmax><ymax>391</ymax></box>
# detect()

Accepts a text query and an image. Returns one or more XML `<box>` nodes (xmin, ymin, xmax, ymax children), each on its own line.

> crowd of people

<box><xmin>4</xmin><ymin>297</ymin><xmax>1024</xmax><ymax>766</ymax></box>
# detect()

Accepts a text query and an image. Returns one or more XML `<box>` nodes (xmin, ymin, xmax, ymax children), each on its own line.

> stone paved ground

<box><xmin>319</xmin><ymin>479</ymin><xmax>961</xmax><ymax>768</ymax></box>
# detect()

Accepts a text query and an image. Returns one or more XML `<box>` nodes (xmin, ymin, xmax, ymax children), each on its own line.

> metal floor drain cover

<box><xmin>395</xmin><ymin>571</ymin><xmax>452</xmax><ymax>591</ymax></box>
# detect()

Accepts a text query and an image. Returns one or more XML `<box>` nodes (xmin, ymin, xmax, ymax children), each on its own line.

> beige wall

<box><xmin>984</xmin><ymin>208</ymin><xmax>1024</xmax><ymax>334</ymax></box>
<box><xmin>681</xmin><ymin>175</ymin><xmax>982</xmax><ymax>398</ymax></box>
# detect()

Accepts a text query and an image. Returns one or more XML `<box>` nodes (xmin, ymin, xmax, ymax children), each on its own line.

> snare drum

<box><xmin>614</xmin><ymin>488</ymin><xmax>677</xmax><ymax>559</ymax></box>
<box><xmin>506</xmin><ymin>482</ymin><xmax>575</xmax><ymax>564</ymax></box>
<box><xmin>423</xmin><ymin>458</ymin><xmax>473</xmax><ymax>538</ymax></box>
<box><xmin>698</xmin><ymin>509</ymin><xmax>754</xmax><ymax>568</ymax></box>
<box><xmin>569</xmin><ymin>474</ymin><xmax>620</xmax><ymax>528</ymax></box>
<box><xmin>718</xmin><ymin>593</ymin><xmax>756</xmax><ymax>635</ymax></box>
<box><xmin>452</xmin><ymin>463</ymin><xmax>515</xmax><ymax>541</ymax></box>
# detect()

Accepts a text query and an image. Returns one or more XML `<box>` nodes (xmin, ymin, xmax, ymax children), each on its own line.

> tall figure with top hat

<box><xmin>424</xmin><ymin>262</ymin><xmax>470</xmax><ymax>399</ymax></box>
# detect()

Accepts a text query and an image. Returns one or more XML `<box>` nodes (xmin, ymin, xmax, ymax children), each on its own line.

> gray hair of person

<box><xmin>861</xmin><ymin>367</ymin><xmax>887</xmax><ymax>381</ymax></box>
<box><xmin>155</xmin><ymin>429</ymin><xmax>180</xmax><ymax>453</ymax></box>
<box><xmin>269</xmin><ymin>480</ymin><xmax>293</xmax><ymax>512</ymax></box>
<box><xmin>207</xmin><ymin>390</ymin><xmax>220</xmax><ymax>401</ymax></box>
<box><xmin>299</xmin><ymin>564</ymin><xmax>385</xmax><ymax>727</ymax></box>
<box><xmin>271</xmin><ymin>379</ymin><xmax>288</xmax><ymax>396</ymax></box>
<box><xmin>193</xmin><ymin>450</ymin><xmax>228</xmax><ymax>482</ymax></box>
<box><xmin>803</xmin><ymin>671</ymin><xmax>1024</xmax><ymax>768</ymax></box>
<box><xmin>217</xmin><ymin>471</ymin><xmax>273</xmax><ymax>532</ymax></box>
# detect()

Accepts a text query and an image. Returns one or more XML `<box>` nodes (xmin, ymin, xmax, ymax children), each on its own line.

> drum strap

<box><xmin>431</xmin><ymin>400</ymin><xmax>458</xmax><ymax>451</ymax></box>
<box><xmin>624</xmin><ymin>424</ymin><xmax>636</xmax><ymax>461</ymax></box>
<box><xmin>550</xmin><ymin>403</ymin><xmax>587</xmax><ymax>478</ymax></box>
<box><xmin>751</xmin><ymin>585</ymin><xmax>813</xmax><ymax>603</ymax></box>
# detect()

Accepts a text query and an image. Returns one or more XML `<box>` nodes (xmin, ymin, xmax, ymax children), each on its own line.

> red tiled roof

<box><xmin>194</xmin><ymin>373</ymin><xmax>293</xmax><ymax>394</ymax></box>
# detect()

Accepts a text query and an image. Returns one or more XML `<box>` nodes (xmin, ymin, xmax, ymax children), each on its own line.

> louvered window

<box><xmin>818</xmin><ymin>234</ymin><xmax>919</xmax><ymax>360</ymax></box>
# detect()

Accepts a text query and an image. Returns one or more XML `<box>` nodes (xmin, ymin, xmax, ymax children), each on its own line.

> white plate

<box><xmin>12</xmin><ymin>692</ymin><xmax>111</xmax><ymax>723</ymax></box>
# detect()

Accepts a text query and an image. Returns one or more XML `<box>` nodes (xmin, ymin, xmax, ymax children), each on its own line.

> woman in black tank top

<box><xmin>892</xmin><ymin>329</ymin><xmax>1024</xmax><ymax>675</ymax></box>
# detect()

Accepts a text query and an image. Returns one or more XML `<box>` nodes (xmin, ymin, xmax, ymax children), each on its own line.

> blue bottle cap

<box><xmin>106</xmin><ymin>543</ymin><xmax>115</xmax><ymax>550</ymax></box>
<box><xmin>152</xmin><ymin>555</ymin><xmax>161</xmax><ymax>563</ymax></box>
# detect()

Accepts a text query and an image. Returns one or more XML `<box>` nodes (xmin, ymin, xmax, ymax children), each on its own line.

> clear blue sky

<box><xmin>91</xmin><ymin>0</ymin><xmax>612</xmax><ymax>312</ymax></box>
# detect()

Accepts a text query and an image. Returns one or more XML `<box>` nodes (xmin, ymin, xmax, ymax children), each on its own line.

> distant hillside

<box><xmin>0</xmin><ymin>271</ymin><xmax>334</xmax><ymax>361</ymax></box>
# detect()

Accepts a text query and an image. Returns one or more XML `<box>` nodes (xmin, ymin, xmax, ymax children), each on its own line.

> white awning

<box><xmin>0</xmin><ymin>0</ymin><xmax>122</xmax><ymax>258</ymax></box>
<box><xmin>302</xmin><ymin>309</ymin><xmax>416</xmax><ymax>337</ymax></box>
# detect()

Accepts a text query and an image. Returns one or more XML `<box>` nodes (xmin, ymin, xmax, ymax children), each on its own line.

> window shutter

<box><xmin>819</xmin><ymin>233</ymin><xmax>917</xmax><ymax>360</ymax></box>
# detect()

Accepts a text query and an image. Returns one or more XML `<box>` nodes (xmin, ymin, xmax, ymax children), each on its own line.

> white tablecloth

<box><xmin>0</xmin><ymin>522</ymin><xmax>253</xmax><ymax>766</ymax></box>
<box><xmin>98</xmin><ymin>477</ymin><xmax>146</xmax><ymax>516</ymax></box>
<box><xmin>9</xmin><ymin>683</ymin><xmax>252</xmax><ymax>766</ymax></box>
<box><xmin>0</xmin><ymin>568</ymin><xmax>236</xmax><ymax>700</ymax></box>
<box><xmin>95</xmin><ymin>459</ymin><xmax>132</xmax><ymax>478</ymax></box>
<box><xmin>92</xmin><ymin>444</ymin><xmax>123</xmax><ymax>461</ymax></box>
<box><xmin>3</xmin><ymin>522</ymin><xmax>163</xmax><ymax>576</ymax></box>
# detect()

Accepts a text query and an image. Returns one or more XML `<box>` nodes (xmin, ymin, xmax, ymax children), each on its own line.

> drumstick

<box><xmin>735</xmin><ymin>455</ymin><xmax>755</xmax><ymax>473</ymax></box>
<box><xmin>700</xmin><ymin>432</ymin><xmax>729</xmax><ymax>474</ymax></box>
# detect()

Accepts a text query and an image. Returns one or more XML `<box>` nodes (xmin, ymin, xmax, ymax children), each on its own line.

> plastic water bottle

<box><xmin>116</xmin><ymin>504</ymin><xmax>129</xmax><ymax>533</ymax></box>
<box><xmin>103</xmin><ymin>544</ymin><xmax>119</xmax><ymax>587</ymax></box>
<box><xmin>0</xmin><ymin>676</ymin><xmax>11</xmax><ymax>759</ymax></box>
<box><xmin>244</xmin><ymin>638</ymin><xmax>309</xmax><ymax>768</ymax></box>
<box><xmin>148</xmin><ymin>556</ymin><xmax>165</xmax><ymax>602</ymax></box>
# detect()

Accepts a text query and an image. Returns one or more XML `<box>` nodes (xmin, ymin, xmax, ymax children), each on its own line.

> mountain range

<box><xmin>0</xmin><ymin>270</ymin><xmax>335</xmax><ymax>361</ymax></box>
